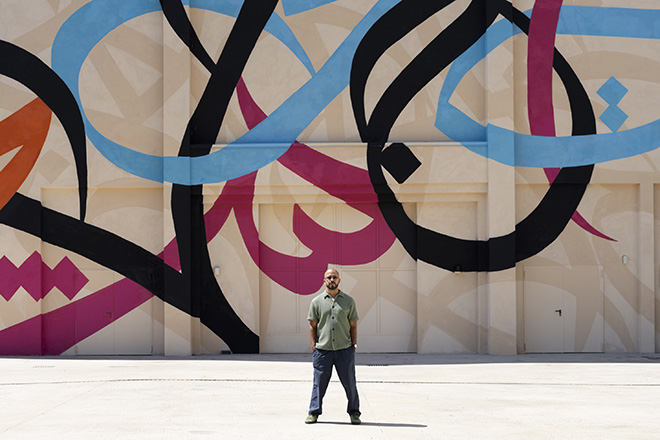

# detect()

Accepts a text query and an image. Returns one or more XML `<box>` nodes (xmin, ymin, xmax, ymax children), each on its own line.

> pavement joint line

<box><xmin>1</xmin><ymin>378</ymin><xmax>659</xmax><ymax>386</ymax></box>
<box><xmin>0</xmin><ymin>380</ymin><xmax>103</xmax><ymax>435</ymax></box>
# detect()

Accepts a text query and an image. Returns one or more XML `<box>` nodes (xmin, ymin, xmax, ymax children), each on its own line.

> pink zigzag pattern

<box><xmin>0</xmin><ymin>251</ymin><xmax>89</xmax><ymax>302</ymax></box>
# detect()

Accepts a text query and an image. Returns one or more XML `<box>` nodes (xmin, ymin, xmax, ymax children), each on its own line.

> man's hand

<box><xmin>309</xmin><ymin>320</ymin><xmax>318</xmax><ymax>352</ymax></box>
<box><xmin>350</xmin><ymin>321</ymin><xmax>358</xmax><ymax>351</ymax></box>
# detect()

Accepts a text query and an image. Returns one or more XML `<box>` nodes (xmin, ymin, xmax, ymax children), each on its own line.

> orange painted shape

<box><xmin>0</xmin><ymin>98</ymin><xmax>52</xmax><ymax>210</ymax></box>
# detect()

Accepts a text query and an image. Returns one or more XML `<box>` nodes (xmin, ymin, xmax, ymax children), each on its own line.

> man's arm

<box><xmin>350</xmin><ymin>321</ymin><xmax>358</xmax><ymax>349</ymax></box>
<box><xmin>309</xmin><ymin>320</ymin><xmax>318</xmax><ymax>351</ymax></box>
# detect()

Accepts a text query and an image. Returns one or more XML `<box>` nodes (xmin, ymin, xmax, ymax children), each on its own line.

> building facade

<box><xmin>1</xmin><ymin>0</ymin><xmax>659</xmax><ymax>355</ymax></box>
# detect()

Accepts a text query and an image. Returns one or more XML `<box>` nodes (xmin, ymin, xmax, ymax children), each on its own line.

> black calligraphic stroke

<box><xmin>381</xmin><ymin>143</ymin><xmax>422</xmax><ymax>184</ymax></box>
<box><xmin>351</xmin><ymin>0</ymin><xmax>595</xmax><ymax>271</ymax></box>
<box><xmin>0</xmin><ymin>189</ymin><xmax>257</xmax><ymax>341</ymax></box>
<box><xmin>160</xmin><ymin>0</ymin><xmax>215</xmax><ymax>72</ymax></box>
<box><xmin>0</xmin><ymin>41</ymin><xmax>88</xmax><ymax>221</ymax></box>
<box><xmin>0</xmin><ymin>193</ymin><xmax>189</xmax><ymax>313</ymax></box>
<box><xmin>350</xmin><ymin>0</ymin><xmax>457</xmax><ymax>138</ymax></box>
<box><xmin>0</xmin><ymin>189</ymin><xmax>259</xmax><ymax>351</ymax></box>
<box><xmin>170</xmin><ymin>0</ymin><xmax>278</xmax><ymax>353</ymax></box>
<box><xmin>365</xmin><ymin>0</ymin><xmax>497</xmax><ymax>142</ymax></box>
<box><xmin>356</xmin><ymin>0</ymin><xmax>499</xmax><ymax>269</ymax></box>
<box><xmin>184</xmin><ymin>0</ymin><xmax>279</xmax><ymax>153</ymax></box>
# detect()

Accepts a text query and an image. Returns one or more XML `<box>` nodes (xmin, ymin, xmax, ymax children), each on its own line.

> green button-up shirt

<box><xmin>308</xmin><ymin>290</ymin><xmax>359</xmax><ymax>351</ymax></box>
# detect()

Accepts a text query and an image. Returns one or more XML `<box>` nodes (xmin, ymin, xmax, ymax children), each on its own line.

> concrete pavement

<box><xmin>0</xmin><ymin>353</ymin><xmax>659</xmax><ymax>439</ymax></box>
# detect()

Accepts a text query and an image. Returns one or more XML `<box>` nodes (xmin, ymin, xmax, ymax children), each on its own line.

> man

<box><xmin>305</xmin><ymin>268</ymin><xmax>361</xmax><ymax>425</ymax></box>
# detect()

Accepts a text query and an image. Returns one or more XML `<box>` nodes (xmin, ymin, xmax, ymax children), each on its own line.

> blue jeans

<box><xmin>308</xmin><ymin>347</ymin><xmax>360</xmax><ymax>416</ymax></box>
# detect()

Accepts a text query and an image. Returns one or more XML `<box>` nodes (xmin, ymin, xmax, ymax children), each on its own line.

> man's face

<box><xmin>324</xmin><ymin>270</ymin><xmax>340</xmax><ymax>290</ymax></box>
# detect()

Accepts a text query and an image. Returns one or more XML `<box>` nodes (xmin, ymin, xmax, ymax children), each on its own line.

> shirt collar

<box><xmin>324</xmin><ymin>290</ymin><xmax>343</xmax><ymax>299</ymax></box>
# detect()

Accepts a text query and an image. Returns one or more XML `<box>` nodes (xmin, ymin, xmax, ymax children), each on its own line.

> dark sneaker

<box><xmin>350</xmin><ymin>414</ymin><xmax>361</xmax><ymax>425</ymax></box>
<box><xmin>305</xmin><ymin>414</ymin><xmax>318</xmax><ymax>424</ymax></box>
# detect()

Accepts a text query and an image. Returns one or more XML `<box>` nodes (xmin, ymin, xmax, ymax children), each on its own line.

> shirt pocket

<box><xmin>332</xmin><ymin>302</ymin><xmax>349</xmax><ymax>322</ymax></box>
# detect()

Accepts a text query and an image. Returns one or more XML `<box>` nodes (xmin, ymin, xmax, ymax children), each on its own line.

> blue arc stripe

<box><xmin>54</xmin><ymin>0</ymin><xmax>386</xmax><ymax>184</ymax></box>
<box><xmin>435</xmin><ymin>6</ymin><xmax>660</xmax><ymax>167</ymax></box>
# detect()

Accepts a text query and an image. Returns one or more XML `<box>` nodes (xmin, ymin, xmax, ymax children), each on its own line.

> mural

<box><xmin>0</xmin><ymin>0</ymin><xmax>659</xmax><ymax>355</ymax></box>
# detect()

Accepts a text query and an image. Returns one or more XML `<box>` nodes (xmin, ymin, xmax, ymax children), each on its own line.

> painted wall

<box><xmin>0</xmin><ymin>0</ymin><xmax>659</xmax><ymax>355</ymax></box>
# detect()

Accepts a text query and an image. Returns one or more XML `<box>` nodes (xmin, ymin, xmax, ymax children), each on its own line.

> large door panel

<box><xmin>524</xmin><ymin>266</ymin><xmax>603</xmax><ymax>353</ymax></box>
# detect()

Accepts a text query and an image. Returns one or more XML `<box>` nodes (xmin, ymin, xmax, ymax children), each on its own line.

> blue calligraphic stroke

<box><xmin>281</xmin><ymin>0</ymin><xmax>338</xmax><ymax>16</ymax></box>
<box><xmin>52</xmin><ymin>0</ymin><xmax>399</xmax><ymax>184</ymax></box>
<box><xmin>436</xmin><ymin>6</ymin><xmax>660</xmax><ymax>167</ymax></box>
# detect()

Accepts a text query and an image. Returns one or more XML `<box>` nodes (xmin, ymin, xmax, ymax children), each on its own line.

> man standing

<box><xmin>305</xmin><ymin>268</ymin><xmax>361</xmax><ymax>425</ymax></box>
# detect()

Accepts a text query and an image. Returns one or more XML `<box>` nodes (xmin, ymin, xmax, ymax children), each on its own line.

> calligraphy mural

<box><xmin>1</xmin><ymin>0</ymin><xmax>659</xmax><ymax>355</ymax></box>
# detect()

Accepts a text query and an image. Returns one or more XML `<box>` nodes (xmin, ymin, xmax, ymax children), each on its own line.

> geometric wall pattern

<box><xmin>0</xmin><ymin>252</ymin><xmax>88</xmax><ymax>302</ymax></box>
<box><xmin>597</xmin><ymin>77</ymin><xmax>629</xmax><ymax>132</ymax></box>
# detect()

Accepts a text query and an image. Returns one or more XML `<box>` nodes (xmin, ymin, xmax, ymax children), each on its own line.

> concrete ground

<box><xmin>0</xmin><ymin>353</ymin><xmax>659</xmax><ymax>439</ymax></box>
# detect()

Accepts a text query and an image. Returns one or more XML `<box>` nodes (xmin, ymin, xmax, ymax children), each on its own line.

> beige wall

<box><xmin>0</xmin><ymin>1</ymin><xmax>659</xmax><ymax>355</ymax></box>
